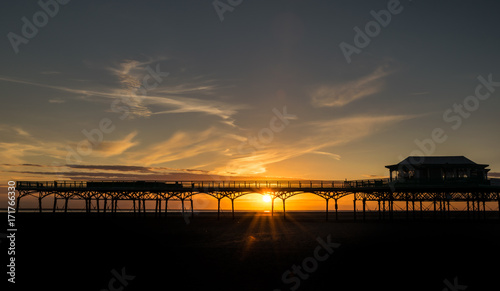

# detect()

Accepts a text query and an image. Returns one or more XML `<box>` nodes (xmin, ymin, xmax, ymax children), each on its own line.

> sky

<box><xmin>1</xmin><ymin>0</ymin><xmax>500</xmax><ymax>210</ymax></box>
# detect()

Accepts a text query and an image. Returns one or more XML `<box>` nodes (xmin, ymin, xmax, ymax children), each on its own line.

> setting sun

<box><xmin>262</xmin><ymin>194</ymin><xmax>272</xmax><ymax>203</ymax></box>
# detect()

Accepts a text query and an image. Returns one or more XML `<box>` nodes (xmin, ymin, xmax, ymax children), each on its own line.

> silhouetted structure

<box><xmin>14</xmin><ymin>156</ymin><xmax>500</xmax><ymax>221</ymax></box>
<box><xmin>386</xmin><ymin>156</ymin><xmax>490</xmax><ymax>184</ymax></box>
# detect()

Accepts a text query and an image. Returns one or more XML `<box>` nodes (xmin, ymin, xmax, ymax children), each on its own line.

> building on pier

<box><xmin>386</xmin><ymin>156</ymin><xmax>490</xmax><ymax>184</ymax></box>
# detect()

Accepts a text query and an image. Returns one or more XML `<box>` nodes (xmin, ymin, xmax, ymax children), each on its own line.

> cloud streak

<box><xmin>107</xmin><ymin>58</ymin><xmax>246</xmax><ymax>122</ymax></box>
<box><xmin>310</xmin><ymin>66</ymin><xmax>392</xmax><ymax>108</ymax></box>
<box><xmin>0</xmin><ymin>60</ymin><xmax>246</xmax><ymax>123</ymax></box>
<box><xmin>216</xmin><ymin>114</ymin><xmax>419</xmax><ymax>175</ymax></box>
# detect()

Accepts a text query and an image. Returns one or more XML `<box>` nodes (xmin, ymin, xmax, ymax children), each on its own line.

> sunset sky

<box><xmin>1</xmin><ymin>1</ymin><xmax>499</xmax><ymax>210</ymax></box>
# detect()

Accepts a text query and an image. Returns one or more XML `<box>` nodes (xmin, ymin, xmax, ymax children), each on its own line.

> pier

<box><xmin>14</xmin><ymin>156</ymin><xmax>500</xmax><ymax>220</ymax></box>
<box><xmin>15</xmin><ymin>179</ymin><xmax>500</xmax><ymax>220</ymax></box>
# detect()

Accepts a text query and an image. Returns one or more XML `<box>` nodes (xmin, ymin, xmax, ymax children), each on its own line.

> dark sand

<box><xmin>7</xmin><ymin>212</ymin><xmax>500</xmax><ymax>290</ymax></box>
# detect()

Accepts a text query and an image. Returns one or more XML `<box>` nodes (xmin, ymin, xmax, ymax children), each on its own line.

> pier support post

<box><xmin>466</xmin><ymin>199</ymin><xmax>470</xmax><ymax>219</ymax></box>
<box><xmin>476</xmin><ymin>199</ymin><xmax>480</xmax><ymax>219</ymax></box>
<box><xmin>191</xmin><ymin>199</ymin><xmax>194</xmax><ymax>219</ymax></box>
<box><xmin>85</xmin><ymin>198</ymin><xmax>90</xmax><ymax>214</ymax></box>
<box><xmin>103</xmin><ymin>198</ymin><xmax>107</xmax><ymax>215</ymax></box>
<box><xmin>39</xmin><ymin>196</ymin><xmax>43</xmax><ymax>213</ymax></box>
<box><xmin>378</xmin><ymin>200</ymin><xmax>381</xmax><ymax>220</ymax></box>
<box><xmin>412</xmin><ymin>199</ymin><xmax>415</xmax><ymax>219</ymax></box>
<box><xmin>325</xmin><ymin>198</ymin><xmax>329</xmax><ymax>221</ymax></box>
<box><xmin>217</xmin><ymin>198</ymin><xmax>221</xmax><ymax>220</ymax></box>
<box><xmin>53</xmin><ymin>196</ymin><xmax>57</xmax><ymax>213</ymax></box>
<box><xmin>433</xmin><ymin>199</ymin><xmax>437</xmax><ymax>219</ymax></box>
<box><xmin>353</xmin><ymin>194</ymin><xmax>357</xmax><ymax>221</ymax></box>
<box><xmin>406</xmin><ymin>200</ymin><xmax>409</xmax><ymax>220</ymax></box>
<box><xmin>16</xmin><ymin>196</ymin><xmax>21</xmax><ymax>213</ymax></box>
<box><xmin>271</xmin><ymin>198</ymin><xmax>275</xmax><ymax>217</ymax></box>
<box><xmin>497</xmin><ymin>195</ymin><xmax>500</xmax><ymax>219</ymax></box>
<box><xmin>283</xmin><ymin>198</ymin><xmax>286</xmax><ymax>220</ymax></box>
<box><xmin>335</xmin><ymin>199</ymin><xmax>339</xmax><ymax>221</ymax></box>
<box><xmin>389</xmin><ymin>199</ymin><xmax>393</xmax><ymax>220</ymax></box>
<box><xmin>64</xmin><ymin>197</ymin><xmax>69</xmax><ymax>213</ymax></box>
<box><xmin>362</xmin><ymin>198</ymin><xmax>366</xmax><ymax>221</ymax></box>
<box><xmin>271</xmin><ymin>197</ymin><xmax>275</xmax><ymax>216</ymax></box>
<box><xmin>231</xmin><ymin>199</ymin><xmax>235</xmax><ymax>220</ymax></box>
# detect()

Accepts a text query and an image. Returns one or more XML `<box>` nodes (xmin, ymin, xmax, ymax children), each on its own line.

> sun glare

<box><xmin>262</xmin><ymin>194</ymin><xmax>272</xmax><ymax>203</ymax></box>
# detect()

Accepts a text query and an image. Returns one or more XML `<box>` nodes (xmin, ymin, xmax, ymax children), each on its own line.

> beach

<box><xmin>7</xmin><ymin>212</ymin><xmax>500</xmax><ymax>290</ymax></box>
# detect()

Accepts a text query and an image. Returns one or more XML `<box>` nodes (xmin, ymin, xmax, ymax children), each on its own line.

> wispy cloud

<box><xmin>107</xmin><ymin>58</ymin><xmax>246</xmax><ymax>122</ymax></box>
<box><xmin>310</xmin><ymin>151</ymin><xmax>341</xmax><ymax>160</ymax></box>
<box><xmin>48</xmin><ymin>99</ymin><xmax>66</xmax><ymax>104</ymax></box>
<box><xmin>1</xmin><ymin>163</ymin><xmax>222</xmax><ymax>181</ymax></box>
<box><xmin>307</xmin><ymin>114</ymin><xmax>417</xmax><ymax>142</ymax></box>
<box><xmin>410</xmin><ymin>91</ymin><xmax>429</xmax><ymax>96</ymax></box>
<box><xmin>13</xmin><ymin>127</ymin><xmax>31</xmax><ymax>137</ymax></box>
<box><xmin>130</xmin><ymin>127</ymin><xmax>229</xmax><ymax>166</ymax></box>
<box><xmin>310</xmin><ymin>66</ymin><xmax>392</xmax><ymax>108</ymax></box>
<box><xmin>0</xmin><ymin>58</ymin><xmax>246</xmax><ymax>123</ymax></box>
<box><xmin>0</xmin><ymin>125</ymin><xmax>31</xmax><ymax>138</ymax></box>
<box><xmin>0</xmin><ymin>141</ymin><xmax>66</xmax><ymax>165</ymax></box>
<box><xmin>40</xmin><ymin>71</ymin><xmax>61</xmax><ymax>75</ymax></box>
<box><xmin>217</xmin><ymin>114</ymin><xmax>418</xmax><ymax>175</ymax></box>
<box><xmin>70</xmin><ymin>131</ymin><xmax>139</xmax><ymax>157</ymax></box>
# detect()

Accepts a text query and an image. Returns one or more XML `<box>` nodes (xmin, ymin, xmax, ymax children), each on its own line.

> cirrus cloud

<box><xmin>310</xmin><ymin>65</ymin><xmax>393</xmax><ymax>108</ymax></box>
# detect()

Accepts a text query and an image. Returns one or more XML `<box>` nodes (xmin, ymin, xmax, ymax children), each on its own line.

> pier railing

<box><xmin>16</xmin><ymin>179</ymin><xmax>391</xmax><ymax>190</ymax></box>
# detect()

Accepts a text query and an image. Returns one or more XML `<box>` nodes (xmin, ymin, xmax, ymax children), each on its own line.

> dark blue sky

<box><xmin>1</xmin><ymin>0</ymin><xmax>499</xmax><ymax>181</ymax></box>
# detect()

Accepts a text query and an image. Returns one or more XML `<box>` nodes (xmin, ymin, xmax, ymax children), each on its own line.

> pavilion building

<box><xmin>385</xmin><ymin>156</ymin><xmax>490</xmax><ymax>184</ymax></box>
